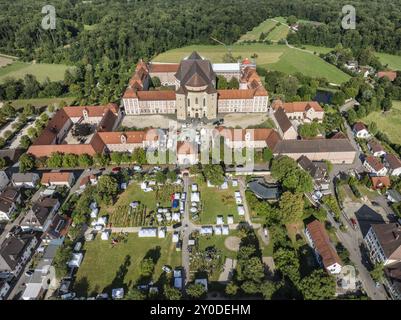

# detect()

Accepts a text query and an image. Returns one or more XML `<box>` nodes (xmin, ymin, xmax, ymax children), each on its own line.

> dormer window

<box><xmin>245</xmin><ymin>132</ymin><xmax>251</xmax><ymax>141</ymax></box>
<box><xmin>83</xmin><ymin>109</ymin><xmax>89</xmax><ymax>120</ymax></box>
<box><xmin>121</xmin><ymin>134</ymin><xmax>127</xmax><ymax>144</ymax></box>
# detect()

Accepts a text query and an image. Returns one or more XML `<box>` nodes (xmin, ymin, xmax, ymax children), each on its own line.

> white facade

<box><xmin>0</xmin><ymin>171</ymin><xmax>9</xmax><ymax>191</ymax></box>
<box><xmin>364</xmin><ymin>227</ymin><xmax>398</xmax><ymax>266</ymax></box>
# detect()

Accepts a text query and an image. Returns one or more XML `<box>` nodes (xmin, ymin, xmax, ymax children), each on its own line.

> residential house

<box><xmin>353</xmin><ymin>122</ymin><xmax>370</xmax><ymax>139</ymax></box>
<box><xmin>11</xmin><ymin>173</ymin><xmax>40</xmax><ymax>188</ymax></box>
<box><xmin>41</xmin><ymin>172</ymin><xmax>75</xmax><ymax>188</ymax></box>
<box><xmin>272</xmin><ymin>107</ymin><xmax>298</xmax><ymax>140</ymax></box>
<box><xmin>271</xmin><ymin>100</ymin><xmax>324</xmax><ymax>123</ymax></box>
<box><xmin>384</xmin><ymin>262</ymin><xmax>401</xmax><ymax>300</ymax></box>
<box><xmin>20</xmin><ymin>197</ymin><xmax>60</xmax><ymax>232</ymax></box>
<box><xmin>387</xmin><ymin>189</ymin><xmax>401</xmax><ymax>203</ymax></box>
<box><xmin>368</xmin><ymin>140</ymin><xmax>386</xmax><ymax>157</ymax></box>
<box><xmin>377</xmin><ymin>71</ymin><xmax>397</xmax><ymax>82</ymax></box>
<box><xmin>384</xmin><ymin>154</ymin><xmax>401</xmax><ymax>177</ymax></box>
<box><xmin>0</xmin><ymin>233</ymin><xmax>40</xmax><ymax>278</ymax></box>
<box><xmin>43</xmin><ymin>214</ymin><xmax>72</xmax><ymax>243</ymax></box>
<box><xmin>364</xmin><ymin>223</ymin><xmax>401</xmax><ymax>266</ymax></box>
<box><xmin>0</xmin><ymin>171</ymin><xmax>9</xmax><ymax>191</ymax></box>
<box><xmin>370</xmin><ymin>176</ymin><xmax>391</xmax><ymax>190</ymax></box>
<box><xmin>0</xmin><ymin>187</ymin><xmax>21</xmax><ymax>221</ymax></box>
<box><xmin>305</xmin><ymin>220</ymin><xmax>343</xmax><ymax>274</ymax></box>
<box><xmin>364</xmin><ymin>156</ymin><xmax>388</xmax><ymax>176</ymax></box>
<box><xmin>297</xmin><ymin>155</ymin><xmax>330</xmax><ymax>190</ymax></box>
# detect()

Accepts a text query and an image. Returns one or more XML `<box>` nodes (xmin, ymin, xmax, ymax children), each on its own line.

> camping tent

<box><xmin>101</xmin><ymin>230</ymin><xmax>110</xmax><ymax>241</ymax></box>
<box><xmin>237</xmin><ymin>205</ymin><xmax>245</xmax><ymax>216</ymax></box>
<box><xmin>200</xmin><ymin>226</ymin><xmax>213</xmax><ymax>235</ymax></box>
<box><xmin>227</xmin><ymin>215</ymin><xmax>234</xmax><ymax>224</ymax></box>
<box><xmin>232</xmin><ymin>179</ymin><xmax>238</xmax><ymax>187</ymax></box>
<box><xmin>158</xmin><ymin>227</ymin><xmax>166</xmax><ymax>238</ymax></box>
<box><xmin>172</xmin><ymin>232</ymin><xmax>180</xmax><ymax>243</ymax></box>
<box><xmin>214</xmin><ymin>226</ymin><xmax>222</xmax><ymax>235</ymax></box>
<box><xmin>191</xmin><ymin>192</ymin><xmax>200</xmax><ymax>202</ymax></box>
<box><xmin>220</xmin><ymin>181</ymin><xmax>228</xmax><ymax>189</ymax></box>
<box><xmin>222</xmin><ymin>225</ymin><xmax>229</xmax><ymax>235</ymax></box>
<box><xmin>191</xmin><ymin>184</ymin><xmax>198</xmax><ymax>192</ymax></box>
<box><xmin>172</xmin><ymin>212</ymin><xmax>181</xmax><ymax>222</ymax></box>
<box><xmin>216</xmin><ymin>216</ymin><xmax>224</xmax><ymax>225</ymax></box>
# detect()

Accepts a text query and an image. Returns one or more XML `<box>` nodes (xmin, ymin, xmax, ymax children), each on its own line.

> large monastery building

<box><xmin>122</xmin><ymin>52</ymin><xmax>269</xmax><ymax>120</ymax></box>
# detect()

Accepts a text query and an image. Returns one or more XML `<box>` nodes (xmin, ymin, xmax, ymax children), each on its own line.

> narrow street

<box><xmin>181</xmin><ymin>174</ymin><xmax>191</xmax><ymax>286</ymax></box>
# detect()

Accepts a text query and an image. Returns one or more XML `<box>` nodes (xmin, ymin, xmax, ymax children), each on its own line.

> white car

<box><xmin>133</xmin><ymin>166</ymin><xmax>142</xmax><ymax>172</ymax></box>
<box><xmin>181</xmin><ymin>192</ymin><xmax>186</xmax><ymax>200</ymax></box>
<box><xmin>162</xmin><ymin>265</ymin><xmax>172</xmax><ymax>273</ymax></box>
<box><xmin>61</xmin><ymin>292</ymin><xmax>76</xmax><ymax>300</ymax></box>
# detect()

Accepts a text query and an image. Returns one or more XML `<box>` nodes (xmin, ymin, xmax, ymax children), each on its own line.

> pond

<box><xmin>314</xmin><ymin>89</ymin><xmax>333</xmax><ymax>104</ymax></box>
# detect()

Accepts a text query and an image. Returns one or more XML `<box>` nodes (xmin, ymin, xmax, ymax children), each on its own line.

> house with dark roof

<box><xmin>0</xmin><ymin>187</ymin><xmax>21</xmax><ymax>221</ymax></box>
<box><xmin>297</xmin><ymin>155</ymin><xmax>330</xmax><ymax>190</ymax></box>
<box><xmin>367</xmin><ymin>140</ymin><xmax>386</xmax><ymax>157</ymax></box>
<box><xmin>387</xmin><ymin>189</ymin><xmax>401</xmax><ymax>203</ymax></box>
<box><xmin>305</xmin><ymin>220</ymin><xmax>343</xmax><ymax>274</ymax></box>
<box><xmin>43</xmin><ymin>214</ymin><xmax>71</xmax><ymax>243</ymax></box>
<box><xmin>20</xmin><ymin>197</ymin><xmax>60</xmax><ymax>232</ymax></box>
<box><xmin>272</xmin><ymin>107</ymin><xmax>298</xmax><ymax>140</ymax></box>
<box><xmin>384</xmin><ymin>154</ymin><xmax>401</xmax><ymax>176</ymax></box>
<box><xmin>364</xmin><ymin>156</ymin><xmax>388</xmax><ymax>176</ymax></box>
<box><xmin>273</xmin><ymin>138</ymin><xmax>356</xmax><ymax>164</ymax></box>
<box><xmin>353</xmin><ymin>122</ymin><xmax>370</xmax><ymax>138</ymax></box>
<box><xmin>364</xmin><ymin>223</ymin><xmax>401</xmax><ymax>266</ymax></box>
<box><xmin>11</xmin><ymin>173</ymin><xmax>40</xmax><ymax>189</ymax></box>
<box><xmin>0</xmin><ymin>233</ymin><xmax>40</xmax><ymax>278</ymax></box>
<box><xmin>384</xmin><ymin>262</ymin><xmax>401</xmax><ymax>300</ymax></box>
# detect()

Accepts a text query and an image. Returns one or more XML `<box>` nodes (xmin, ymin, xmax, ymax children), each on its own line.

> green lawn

<box><xmin>266</xmin><ymin>24</ymin><xmax>289</xmax><ymax>42</ymax></box>
<box><xmin>362</xmin><ymin>100</ymin><xmax>401</xmax><ymax>144</ymax></box>
<box><xmin>376</xmin><ymin>52</ymin><xmax>401</xmax><ymax>71</ymax></box>
<box><xmin>154</xmin><ymin>44</ymin><xmax>350</xmax><ymax>84</ymax></box>
<box><xmin>10</xmin><ymin>97</ymin><xmax>76</xmax><ymax>109</ymax></box>
<box><xmin>238</xmin><ymin>19</ymin><xmax>277</xmax><ymax>42</ymax></box>
<box><xmin>196</xmin><ymin>181</ymin><xmax>242</xmax><ymax>225</ymax></box>
<box><xmin>198</xmin><ymin>232</ymin><xmax>239</xmax><ymax>260</ymax></box>
<box><xmin>74</xmin><ymin>233</ymin><xmax>181</xmax><ymax>297</ymax></box>
<box><xmin>0</xmin><ymin>61</ymin><xmax>71</xmax><ymax>83</ymax></box>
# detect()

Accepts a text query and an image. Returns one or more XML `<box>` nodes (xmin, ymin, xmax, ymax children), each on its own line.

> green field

<box><xmin>196</xmin><ymin>181</ymin><xmax>242</xmax><ymax>225</ymax></box>
<box><xmin>376</xmin><ymin>52</ymin><xmax>401</xmax><ymax>71</ymax></box>
<box><xmin>73</xmin><ymin>233</ymin><xmax>181</xmax><ymax>297</ymax></box>
<box><xmin>0</xmin><ymin>61</ymin><xmax>70</xmax><ymax>83</ymax></box>
<box><xmin>266</xmin><ymin>24</ymin><xmax>289</xmax><ymax>42</ymax></box>
<box><xmin>153</xmin><ymin>44</ymin><xmax>350</xmax><ymax>84</ymax></box>
<box><xmin>198</xmin><ymin>232</ymin><xmax>238</xmax><ymax>260</ymax></box>
<box><xmin>362</xmin><ymin>100</ymin><xmax>401</xmax><ymax>144</ymax></box>
<box><xmin>10</xmin><ymin>97</ymin><xmax>76</xmax><ymax>109</ymax></box>
<box><xmin>238</xmin><ymin>19</ymin><xmax>277</xmax><ymax>42</ymax></box>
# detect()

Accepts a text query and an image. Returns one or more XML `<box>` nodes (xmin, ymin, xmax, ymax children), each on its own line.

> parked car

<box><xmin>133</xmin><ymin>165</ymin><xmax>142</xmax><ymax>172</ymax></box>
<box><xmin>350</xmin><ymin>218</ymin><xmax>358</xmax><ymax>230</ymax></box>
<box><xmin>162</xmin><ymin>265</ymin><xmax>172</xmax><ymax>273</ymax></box>
<box><xmin>24</xmin><ymin>270</ymin><xmax>34</xmax><ymax>277</ymax></box>
<box><xmin>61</xmin><ymin>292</ymin><xmax>76</xmax><ymax>300</ymax></box>
<box><xmin>112</xmin><ymin>167</ymin><xmax>121</xmax><ymax>173</ymax></box>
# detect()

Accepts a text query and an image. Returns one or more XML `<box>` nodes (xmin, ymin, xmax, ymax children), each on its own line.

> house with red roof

<box><xmin>364</xmin><ymin>156</ymin><xmax>388</xmax><ymax>176</ymax></box>
<box><xmin>271</xmin><ymin>99</ymin><xmax>324</xmax><ymax>123</ymax></box>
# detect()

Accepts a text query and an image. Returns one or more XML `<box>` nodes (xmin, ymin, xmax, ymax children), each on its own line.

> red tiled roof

<box><xmin>41</xmin><ymin>172</ymin><xmax>73</xmax><ymax>184</ymax></box>
<box><xmin>97</xmin><ymin>131</ymin><xmax>146</xmax><ymax>144</ymax></box>
<box><xmin>272</xmin><ymin>100</ymin><xmax>323</xmax><ymax>112</ymax></box>
<box><xmin>28</xmin><ymin>144</ymin><xmax>101</xmax><ymax>157</ymax></box>
<box><xmin>149</xmin><ymin>63</ymin><xmax>179</xmax><ymax>73</ymax></box>
<box><xmin>137</xmin><ymin>90</ymin><xmax>176</xmax><ymax>101</ymax></box>
<box><xmin>216</xmin><ymin>127</ymin><xmax>281</xmax><ymax>149</ymax></box>
<box><xmin>123</xmin><ymin>87</ymin><xmax>137</xmax><ymax>99</ymax></box>
<box><xmin>353</xmin><ymin>122</ymin><xmax>367</xmax><ymax>132</ymax></box>
<box><xmin>306</xmin><ymin>220</ymin><xmax>342</xmax><ymax>270</ymax></box>
<box><xmin>63</xmin><ymin>104</ymin><xmax>118</xmax><ymax>118</ymax></box>
<box><xmin>377</xmin><ymin>71</ymin><xmax>397</xmax><ymax>81</ymax></box>
<box><xmin>371</xmin><ymin>176</ymin><xmax>391</xmax><ymax>190</ymax></box>
<box><xmin>365</xmin><ymin>155</ymin><xmax>385</xmax><ymax>172</ymax></box>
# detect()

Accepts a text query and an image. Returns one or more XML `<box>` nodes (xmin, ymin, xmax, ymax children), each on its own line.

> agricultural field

<box><xmin>108</xmin><ymin>182</ymin><xmax>182</xmax><ymax>227</ymax></box>
<box><xmin>376</xmin><ymin>52</ymin><xmax>401</xmax><ymax>71</ymax></box>
<box><xmin>362</xmin><ymin>100</ymin><xmax>401</xmax><ymax>144</ymax></box>
<box><xmin>266</xmin><ymin>23</ymin><xmax>289</xmax><ymax>42</ymax></box>
<box><xmin>73</xmin><ymin>233</ymin><xmax>181</xmax><ymax>297</ymax></box>
<box><xmin>153</xmin><ymin>44</ymin><xmax>350</xmax><ymax>84</ymax></box>
<box><xmin>194</xmin><ymin>180</ymin><xmax>242</xmax><ymax>225</ymax></box>
<box><xmin>0</xmin><ymin>60</ymin><xmax>71</xmax><ymax>83</ymax></box>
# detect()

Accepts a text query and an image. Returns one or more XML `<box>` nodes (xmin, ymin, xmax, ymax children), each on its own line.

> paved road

<box><xmin>181</xmin><ymin>174</ymin><xmax>191</xmax><ymax>286</ymax></box>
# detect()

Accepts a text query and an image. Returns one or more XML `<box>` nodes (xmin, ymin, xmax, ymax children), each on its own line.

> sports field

<box><xmin>153</xmin><ymin>44</ymin><xmax>350</xmax><ymax>84</ymax></box>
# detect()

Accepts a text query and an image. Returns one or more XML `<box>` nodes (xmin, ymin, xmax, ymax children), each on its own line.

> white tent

<box><xmin>181</xmin><ymin>192</ymin><xmax>186</xmax><ymax>200</ymax></box>
<box><xmin>148</xmin><ymin>180</ymin><xmax>156</xmax><ymax>186</ymax></box>
<box><xmin>207</xmin><ymin>180</ymin><xmax>215</xmax><ymax>187</ymax></box>
<box><xmin>220</xmin><ymin>181</ymin><xmax>228</xmax><ymax>189</ymax></box>
<box><xmin>138</xmin><ymin>227</ymin><xmax>157</xmax><ymax>238</ymax></box>
<box><xmin>68</xmin><ymin>253</ymin><xmax>83</xmax><ymax>268</ymax></box>
<box><xmin>191</xmin><ymin>192</ymin><xmax>200</xmax><ymax>202</ymax></box>
<box><xmin>172</xmin><ymin>232</ymin><xmax>180</xmax><ymax>243</ymax></box>
<box><xmin>158</xmin><ymin>227</ymin><xmax>166</xmax><ymax>238</ymax></box>
<box><xmin>172</xmin><ymin>212</ymin><xmax>181</xmax><ymax>222</ymax></box>
<box><xmin>231</xmin><ymin>179</ymin><xmax>238</xmax><ymax>187</ymax></box>
<box><xmin>200</xmin><ymin>226</ymin><xmax>213</xmax><ymax>235</ymax></box>
<box><xmin>222</xmin><ymin>225</ymin><xmax>229</xmax><ymax>235</ymax></box>
<box><xmin>90</xmin><ymin>208</ymin><xmax>99</xmax><ymax>219</ymax></box>
<box><xmin>174</xmin><ymin>193</ymin><xmax>181</xmax><ymax>200</ymax></box>
<box><xmin>235</xmin><ymin>191</ymin><xmax>241</xmax><ymax>198</ymax></box>
<box><xmin>190</xmin><ymin>207</ymin><xmax>197</xmax><ymax>213</ymax></box>
<box><xmin>214</xmin><ymin>226</ymin><xmax>222</xmax><ymax>235</ymax></box>
<box><xmin>188</xmin><ymin>239</ymin><xmax>195</xmax><ymax>246</ymax></box>
<box><xmin>227</xmin><ymin>215</ymin><xmax>234</xmax><ymax>224</ymax></box>
<box><xmin>97</xmin><ymin>216</ymin><xmax>107</xmax><ymax>226</ymax></box>
<box><xmin>216</xmin><ymin>216</ymin><xmax>224</xmax><ymax>225</ymax></box>
<box><xmin>191</xmin><ymin>184</ymin><xmax>198</xmax><ymax>192</ymax></box>
<box><xmin>237</xmin><ymin>205</ymin><xmax>245</xmax><ymax>216</ymax></box>
<box><xmin>112</xmin><ymin>288</ymin><xmax>124</xmax><ymax>299</ymax></box>
<box><xmin>140</xmin><ymin>182</ymin><xmax>147</xmax><ymax>190</ymax></box>
<box><xmin>90</xmin><ymin>202</ymin><xmax>97</xmax><ymax>210</ymax></box>
<box><xmin>101</xmin><ymin>230</ymin><xmax>110</xmax><ymax>241</ymax></box>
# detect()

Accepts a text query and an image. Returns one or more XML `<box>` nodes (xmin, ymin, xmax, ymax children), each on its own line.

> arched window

<box><xmin>187</xmin><ymin>99</ymin><xmax>190</xmax><ymax>106</ymax></box>
<box><xmin>195</xmin><ymin>97</ymin><xmax>198</xmax><ymax>105</ymax></box>
<box><xmin>203</xmin><ymin>98</ymin><xmax>206</xmax><ymax>107</ymax></box>
<box><xmin>120</xmin><ymin>134</ymin><xmax>127</xmax><ymax>144</ymax></box>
